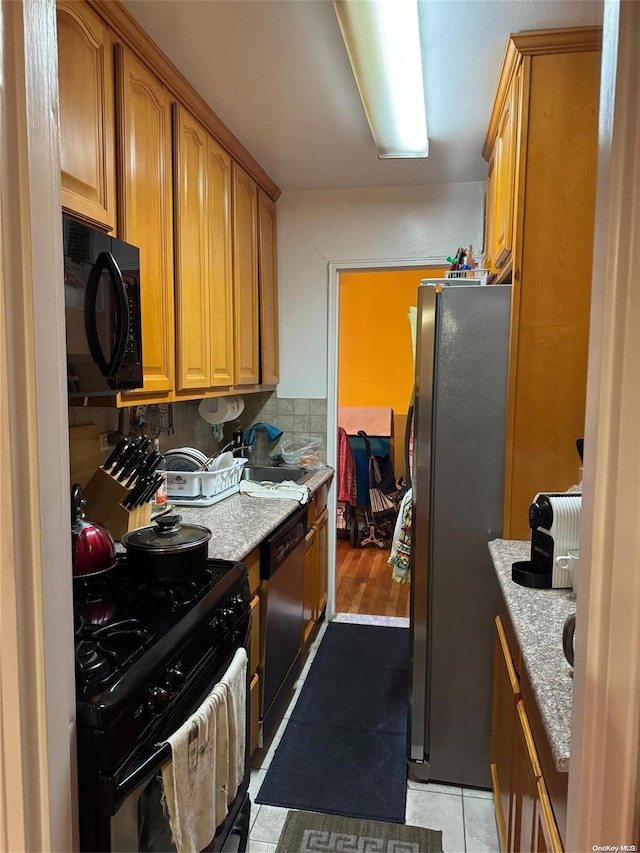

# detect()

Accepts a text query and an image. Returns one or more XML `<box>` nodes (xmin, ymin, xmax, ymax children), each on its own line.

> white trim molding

<box><xmin>568</xmin><ymin>1</ymin><xmax>640</xmax><ymax>849</ymax></box>
<box><xmin>326</xmin><ymin>257</ymin><xmax>445</xmax><ymax>619</ymax></box>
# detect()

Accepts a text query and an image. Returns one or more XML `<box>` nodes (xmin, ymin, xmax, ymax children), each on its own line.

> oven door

<box><xmin>110</xmin><ymin>772</ymin><xmax>250</xmax><ymax>853</ymax></box>
<box><xmin>89</xmin><ymin>627</ymin><xmax>251</xmax><ymax>852</ymax></box>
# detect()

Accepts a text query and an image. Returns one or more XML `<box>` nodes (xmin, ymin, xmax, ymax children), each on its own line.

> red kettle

<box><xmin>71</xmin><ymin>483</ymin><xmax>117</xmax><ymax>578</ymax></box>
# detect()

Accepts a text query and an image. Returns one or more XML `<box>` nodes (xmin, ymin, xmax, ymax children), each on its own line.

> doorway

<box><xmin>333</xmin><ymin>266</ymin><xmax>446</xmax><ymax>618</ymax></box>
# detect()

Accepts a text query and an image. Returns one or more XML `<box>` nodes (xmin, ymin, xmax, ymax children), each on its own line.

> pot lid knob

<box><xmin>154</xmin><ymin>514</ymin><xmax>183</xmax><ymax>536</ymax></box>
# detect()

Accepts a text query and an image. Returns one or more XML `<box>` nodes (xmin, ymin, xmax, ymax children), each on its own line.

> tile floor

<box><xmin>247</xmin><ymin>617</ymin><xmax>500</xmax><ymax>852</ymax></box>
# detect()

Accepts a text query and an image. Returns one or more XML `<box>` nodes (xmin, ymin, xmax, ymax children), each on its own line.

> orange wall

<box><xmin>338</xmin><ymin>268</ymin><xmax>446</xmax><ymax>414</ymax></box>
<box><xmin>338</xmin><ymin>268</ymin><xmax>447</xmax><ymax>477</ymax></box>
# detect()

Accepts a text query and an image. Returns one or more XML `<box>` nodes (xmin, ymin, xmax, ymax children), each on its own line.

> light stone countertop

<box><xmin>488</xmin><ymin>539</ymin><xmax>576</xmax><ymax>773</ymax></box>
<box><xmin>143</xmin><ymin>467</ymin><xmax>334</xmax><ymax>562</ymax></box>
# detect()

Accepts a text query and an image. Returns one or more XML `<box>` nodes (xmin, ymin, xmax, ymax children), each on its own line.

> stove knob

<box><xmin>148</xmin><ymin>686</ymin><xmax>170</xmax><ymax>716</ymax></box>
<box><xmin>221</xmin><ymin>608</ymin><xmax>236</xmax><ymax>631</ymax></box>
<box><xmin>165</xmin><ymin>666</ymin><xmax>186</xmax><ymax>692</ymax></box>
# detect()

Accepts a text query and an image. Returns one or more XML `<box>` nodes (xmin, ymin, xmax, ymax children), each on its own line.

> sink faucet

<box><xmin>251</xmin><ymin>425</ymin><xmax>271</xmax><ymax>466</ymax></box>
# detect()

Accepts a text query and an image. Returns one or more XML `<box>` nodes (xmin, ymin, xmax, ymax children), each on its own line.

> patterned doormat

<box><xmin>275</xmin><ymin>810</ymin><xmax>443</xmax><ymax>853</ymax></box>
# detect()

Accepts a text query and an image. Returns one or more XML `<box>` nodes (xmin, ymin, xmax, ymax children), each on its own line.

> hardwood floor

<box><xmin>335</xmin><ymin>537</ymin><xmax>410</xmax><ymax>618</ymax></box>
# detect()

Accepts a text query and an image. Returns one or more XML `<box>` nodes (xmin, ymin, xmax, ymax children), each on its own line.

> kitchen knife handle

<box><xmin>103</xmin><ymin>437</ymin><xmax>129</xmax><ymax>472</ymax></box>
<box><xmin>136</xmin><ymin>474</ymin><xmax>164</xmax><ymax>508</ymax></box>
<box><xmin>131</xmin><ymin>449</ymin><xmax>161</xmax><ymax>485</ymax></box>
<box><xmin>123</xmin><ymin>476</ymin><xmax>148</xmax><ymax>509</ymax></box>
<box><xmin>118</xmin><ymin>449</ymin><xmax>145</xmax><ymax>482</ymax></box>
<box><xmin>124</xmin><ymin>450</ymin><xmax>150</xmax><ymax>488</ymax></box>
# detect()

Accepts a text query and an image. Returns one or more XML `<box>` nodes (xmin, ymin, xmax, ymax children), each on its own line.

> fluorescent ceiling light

<box><xmin>334</xmin><ymin>0</ymin><xmax>428</xmax><ymax>159</ymax></box>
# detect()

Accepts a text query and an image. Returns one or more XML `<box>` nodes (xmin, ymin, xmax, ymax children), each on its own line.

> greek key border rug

<box><xmin>274</xmin><ymin>810</ymin><xmax>443</xmax><ymax>853</ymax></box>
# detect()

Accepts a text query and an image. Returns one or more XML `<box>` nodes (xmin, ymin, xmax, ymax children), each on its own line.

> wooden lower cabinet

<box><xmin>302</xmin><ymin>503</ymin><xmax>329</xmax><ymax>652</ymax></box>
<box><xmin>534</xmin><ymin>779</ymin><xmax>564</xmax><ymax>853</ymax></box>
<box><xmin>314</xmin><ymin>508</ymin><xmax>328</xmax><ymax>618</ymax></box>
<box><xmin>302</xmin><ymin>526</ymin><xmax>318</xmax><ymax>649</ymax></box>
<box><xmin>511</xmin><ymin>702</ymin><xmax>543</xmax><ymax>853</ymax></box>
<box><xmin>491</xmin><ymin>616</ymin><xmax>521</xmax><ymax>850</ymax></box>
<box><xmin>249</xmin><ymin>672</ymin><xmax>260</xmax><ymax>757</ymax></box>
<box><xmin>491</xmin><ymin>616</ymin><xmax>563</xmax><ymax>853</ymax></box>
<box><xmin>249</xmin><ymin>594</ymin><xmax>260</xmax><ymax>676</ymax></box>
<box><xmin>245</xmin><ymin>547</ymin><xmax>262</xmax><ymax>756</ymax></box>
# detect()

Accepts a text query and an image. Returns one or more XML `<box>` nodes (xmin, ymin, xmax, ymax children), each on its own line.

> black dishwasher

<box><xmin>260</xmin><ymin>502</ymin><xmax>308</xmax><ymax>747</ymax></box>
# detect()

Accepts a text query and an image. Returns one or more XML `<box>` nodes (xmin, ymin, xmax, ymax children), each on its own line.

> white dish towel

<box><xmin>161</xmin><ymin>647</ymin><xmax>248</xmax><ymax>853</ymax></box>
<box><xmin>239</xmin><ymin>480</ymin><xmax>309</xmax><ymax>504</ymax></box>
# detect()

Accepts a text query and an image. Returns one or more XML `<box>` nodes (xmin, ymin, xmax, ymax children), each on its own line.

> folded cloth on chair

<box><xmin>388</xmin><ymin>489</ymin><xmax>412</xmax><ymax>584</ymax></box>
<box><xmin>160</xmin><ymin>648</ymin><xmax>248</xmax><ymax>853</ymax></box>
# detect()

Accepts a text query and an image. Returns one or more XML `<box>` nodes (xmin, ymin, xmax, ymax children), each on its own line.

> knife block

<box><xmin>82</xmin><ymin>467</ymin><xmax>151</xmax><ymax>541</ymax></box>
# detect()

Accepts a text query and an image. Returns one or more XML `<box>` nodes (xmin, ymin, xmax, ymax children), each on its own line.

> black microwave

<box><xmin>63</xmin><ymin>215</ymin><xmax>143</xmax><ymax>397</ymax></box>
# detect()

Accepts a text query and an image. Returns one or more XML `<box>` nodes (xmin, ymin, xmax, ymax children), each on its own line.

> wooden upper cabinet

<box><xmin>258</xmin><ymin>189</ymin><xmax>279</xmax><ymax>386</ymax></box>
<box><xmin>484</xmin><ymin>153</ymin><xmax>497</xmax><ymax>275</ymax></box>
<box><xmin>173</xmin><ymin>104</ymin><xmax>211</xmax><ymax>391</ymax></box>
<box><xmin>116</xmin><ymin>45</ymin><xmax>175</xmax><ymax>397</ymax></box>
<box><xmin>57</xmin><ymin>0</ymin><xmax>116</xmax><ymax>230</ymax></box>
<box><xmin>206</xmin><ymin>136</ymin><xmax>234</xmax><ymax>387</ymax></box>
<box><xmin>492</xmin><ymin>68</ymin><xmax>520</xmax><ymax>269</ymax></box>
<box><xmin>232</xmin><ymin>163</ymin><xmax>260</xmax><ymax>386</ymax></box>
<box><xmin>484</xmin><ymin>27</ymin><xmax>601</xmax><ymax>539</ymax></box>
<box><xmin>173</xmin><ymin>104</ymin><xmax>234</xmax><ymax>392</ymax></box>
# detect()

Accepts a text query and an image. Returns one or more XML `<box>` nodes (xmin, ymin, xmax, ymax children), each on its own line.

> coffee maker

<box><xmin>512</xmin><ymin>492</ymin><xmax>582</xmax><ymax>588</ymax></box>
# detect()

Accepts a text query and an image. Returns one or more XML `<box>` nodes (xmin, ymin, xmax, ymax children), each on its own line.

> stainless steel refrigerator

<box><xmin>406</xmin><ymin>282</ymin><xmax>511</xmax><ymax>788</ymax></box>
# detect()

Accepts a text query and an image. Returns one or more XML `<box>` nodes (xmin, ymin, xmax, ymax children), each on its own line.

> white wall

<box><xmin>276</xmin><ymin>181</ymin><xmax>485</xmax><ymax>398</ymax></box>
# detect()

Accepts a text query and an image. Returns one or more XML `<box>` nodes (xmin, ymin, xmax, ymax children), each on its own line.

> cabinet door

<box><xmin>249</xmin><ymin>672</ymin><xmax>260</xmax><ymax>755</ymax></box>
<box><xmin>258</xmin><ymin>189</ymin><xmax>279</xmax><ymax>385</ymax></box>
<box><xmin>249</xmin><ymin>594</ymin><xmax>261</xmax><ymax>676</ymax></box>
<box><xmin>493</xmin><ymin>69</ymin><xmax>520</xmax><ymax>268</ymax></box>
<box><xmin>484</xmin><ymin>153</ymin><xmax>497</xmax><ymax>275</ymax></box>
<box><xmin>232</xmin><ymin>163</ymin><xmax>259</xmax><ymax>385</ymax></box>
<box><xmin>57</xmin><ymin>0</ymin><xmax>116</xmax><ymax>230</ymax></box>
<box><xmin>314</xmin><ymin>509</ymin><xmax>329</xmax><ymax>620</ymax></box>
<box><xmin>534</xmin><ymin>778</ymin><xmax>563</xmax><ymax>853</ymax></box>
<box><xmin>116</xmin><ymin>46</ymin><xmax>175</xmax><ymax>396</ymax></box>
<box><xmin>511</xmin><ymin>701</ymin><xmax>543</xmax><ymax>853</ymax></box>
<box><xmin>491</xmin><ymin>616</ymin><xmax>521</xmax><ymax>852</ymax></box>
<box><xmin>173</xmin><ymin>104</ymin><xmax>210</xmax><ymax>391</ymax></box>
<box><xmin>303</xmin><ymin>526</ymin><xmax>317</xmax><ymax>648</ymax></box>
<box><xmin>207</xmin><ymin>137</ymin><xmax>234</xmax><ymax>387</ymax></box>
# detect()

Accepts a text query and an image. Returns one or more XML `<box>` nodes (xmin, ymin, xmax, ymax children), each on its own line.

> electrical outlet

<box><xmin>99</xmin><ymin>432</ymin><xmax>113</xmax><ymax>452</ymax></box>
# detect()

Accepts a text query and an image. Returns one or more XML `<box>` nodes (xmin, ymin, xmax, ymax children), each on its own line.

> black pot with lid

<box><xmin>121</xmin><ymin>514</ymin><xmax>212</xmax><ymax>584</ymax></box>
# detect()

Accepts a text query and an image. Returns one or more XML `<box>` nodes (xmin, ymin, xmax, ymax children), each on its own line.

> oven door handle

<box><xmin>102</xmin><ymin>743</ymin><xmax>172</xmax><ymax>810</ymax></box>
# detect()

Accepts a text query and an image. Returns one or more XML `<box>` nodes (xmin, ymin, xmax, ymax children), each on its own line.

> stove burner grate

<box><xmin>75</xmin><ymin>618</ymin><xmax>152</xmax><ymax>686</ymax></box>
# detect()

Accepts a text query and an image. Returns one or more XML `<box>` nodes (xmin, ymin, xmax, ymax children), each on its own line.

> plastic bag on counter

<box><xmin>276</xmin><ymin>434</ymin><xmax>323</xmax><ymax>469</ymax></box>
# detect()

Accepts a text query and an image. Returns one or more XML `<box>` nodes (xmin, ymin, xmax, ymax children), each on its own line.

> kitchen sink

<box><xmin>241</xmin><ymin>465</ymin><xmax>314</xmax><ymax>485</ymax></box>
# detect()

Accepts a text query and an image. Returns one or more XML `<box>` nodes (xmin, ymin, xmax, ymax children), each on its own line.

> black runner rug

<box><xmin>255</xmin><ymin>621</ymin><xmax>409</xmax><ymax>823</ymax></box>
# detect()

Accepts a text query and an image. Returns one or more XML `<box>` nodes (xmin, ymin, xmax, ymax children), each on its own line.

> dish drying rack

<box><xmin>167</xmin><ymin>458</ymin><xmax>247</xmax><ymax>507</ymax></box>
<box><xmin>444</xmin><ymin>269</ymin><xmax>490</xmax><ymax>285</ymax></box>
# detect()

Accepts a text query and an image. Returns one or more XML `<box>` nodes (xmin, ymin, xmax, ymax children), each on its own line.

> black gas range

<box><xmin>74</xmin><ymin>555</ymin><xmax>252</xmax><ymax>852</ymax></box>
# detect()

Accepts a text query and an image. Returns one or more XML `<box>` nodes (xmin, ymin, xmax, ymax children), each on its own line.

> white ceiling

<box><xmin>122</xmin><ymin>0</ymin><xmax>603</xmax><ymax>193</ymax></box>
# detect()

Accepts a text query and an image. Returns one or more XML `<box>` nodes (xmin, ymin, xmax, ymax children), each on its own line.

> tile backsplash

<box><xmin>152</xmin><ymin>393</ymin><xmax>328</xmax><ymax>463</ymax></box>
<box><xmin>67</xmin><ymin>393</ymin><xmax>329</xmax><ymax>471</ymax></box>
